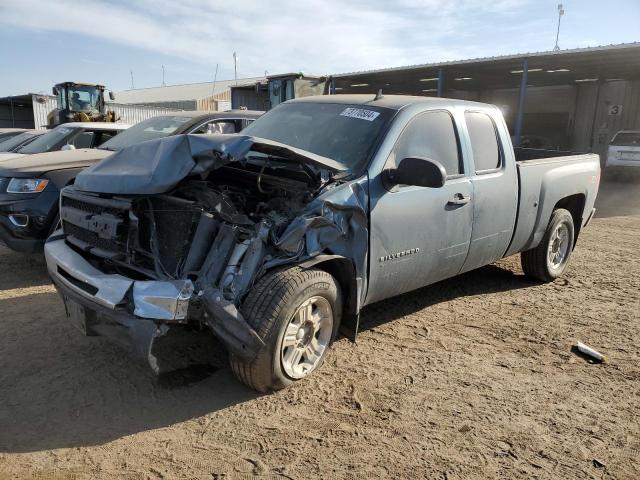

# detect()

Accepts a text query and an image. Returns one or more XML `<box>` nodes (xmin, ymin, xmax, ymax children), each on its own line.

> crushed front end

<box><xmin>45</xmin><ymin>134</ymin><xmax>368</xmax><ymax>373</ymax></box>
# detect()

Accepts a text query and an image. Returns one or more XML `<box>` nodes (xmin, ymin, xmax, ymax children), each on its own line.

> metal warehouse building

<box><xmin>0</xmin><ymin>93</ymin><xmax>183</xmax><ymax>130</ymax></box>
<box><xmin>114</xmin><ymin>77</ymin><xmax>265</xmax><ymax>111</ymax></box>
<box><xmin>332</xmin><ymin>42</ymin><xmax>640</xmax><ymax>162</ymax></box>
<box><xmin>0</xmin><ymin>76</ymin><xmax>265</xmax><ymax>130</ymax></box>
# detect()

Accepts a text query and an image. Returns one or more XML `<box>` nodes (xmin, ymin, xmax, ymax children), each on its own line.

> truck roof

<box><xmin>290</xmin><ymin>94</ymin><xmax>496</xmax><ymax>111</ymax></box>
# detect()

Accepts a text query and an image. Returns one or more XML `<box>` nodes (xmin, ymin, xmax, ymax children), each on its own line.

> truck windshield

<box><xmin>98</xmin><ymin>115</ymin><xmax>195</xmax><ymax>151</ymax></box>
<box><xmin>242</xmin><ymin>102</ymin><xmax>394</xmax><ymax>173</ymax></box>
<box><xmin>17</xmin><ymin>126</ymin><xmax>77</xmax><ymax>154</ymax></box>
<box><xmin>68</xmin><ymin>85</ymin><xmax>101</xmax><ymax>113</ymax></box>
<box><xmin>610</xmin><ymin>132</ymin><xmax>640</xmax><ymax>146</ymax></box>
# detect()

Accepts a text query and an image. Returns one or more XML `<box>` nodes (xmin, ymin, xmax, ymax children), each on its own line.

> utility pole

<box><xmin>130</xmin><ymin>70</ymin><xmax>135</xmax><ymax>89</ymax></box>
<box><xmin>162</xmin><ymin>65</ymin><xmax>166</xmax><ymax>86</ymax></box>
<box><xmin>211</xmin><ymin>63</ymin><xmax>219</xmax><ymax>98</ymax></box>
<box><xmin>233</xmin><ymin>52</ymin><xmax>238</xmax><ymax>85</ymax></box>
<box><xmin>554</xmin><ymin>3</ymin><xmax>565</xmax><ymax>51</ymax></box>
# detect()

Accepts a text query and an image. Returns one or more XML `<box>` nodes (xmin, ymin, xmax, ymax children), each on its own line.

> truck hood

<box><xmin>75</xmin><ymin>134</ymin><xmax>348</xmax><ymax>195</ymax></box>
<box><xmin>0</xmin><ymin>148</ymin><xmax>112</xmax><ymax>176</ymax></box>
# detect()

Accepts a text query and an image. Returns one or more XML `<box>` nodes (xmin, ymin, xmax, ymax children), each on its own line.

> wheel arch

<box><xmin>297</xmin><ymin>255</ymin><xmax>361</xmax><ymax>340</ymax></box>
<box><xmin>553</xmin><ymin>193</ymin><xmax>585</xmax><ymax>247</ymax></box>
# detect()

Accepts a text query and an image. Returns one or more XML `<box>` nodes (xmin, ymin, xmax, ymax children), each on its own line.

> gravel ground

<box><xmin>0</xmin><ymin>186</ymin><xmax>638</xmax><ymax>479</ymax></box>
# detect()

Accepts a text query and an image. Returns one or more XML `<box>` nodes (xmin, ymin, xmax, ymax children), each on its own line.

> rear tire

<box><xmin>521</xmin><ymin>208</ymin><xmax>575</xmax><ymax>282</ymax></box>
<box><xmin>229</xmin><ymin>267</ymin><xmax>342</xmax><ymax>392</ymax></box>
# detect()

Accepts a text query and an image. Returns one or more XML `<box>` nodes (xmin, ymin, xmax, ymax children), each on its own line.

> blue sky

<box><xmin>0</xmin><ymin>0</ymin><xmax>638</xmax><ymax>96</ymax></box>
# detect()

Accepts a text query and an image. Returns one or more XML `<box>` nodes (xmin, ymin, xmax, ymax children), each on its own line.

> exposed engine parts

<box><xmin>58</xmin><ymin>134</ymin><xmax>368</xmax><ymax>363</ymax></box>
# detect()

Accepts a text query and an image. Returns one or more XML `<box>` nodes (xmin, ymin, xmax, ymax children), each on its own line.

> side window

<box><xmin>192</xmin><ymin>120</ymin><xmax>239</xmax><ymax>134</ymax></box>
<box><xmin>96</xmin><ymin>131</ymin><xmax>114</xmax><ymax>146</ymax></box>
<box><xmin>465</xmin><ymin>112</ymin><xmax>501</xmax><ymax>172</ymax></box>
<box><xmin>387</xmin><ymin>111</ymin><xmax>461</xmax><ymax>178</ymax></box>
<box><xmin>241</xmin><ymin>119</ymin><xmax>254</xmax><ymax>130</ymax></box>
<box><xmin>70</xmin><ymin>131</ymin><xmax>95</xmax><ymax>149</ymax></box>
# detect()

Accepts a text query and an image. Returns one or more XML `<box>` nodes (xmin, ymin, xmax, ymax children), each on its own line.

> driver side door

<box><xmin>366</xmin><ymin>110</ymin><xmax>473</xmax><ymax>304</ymax></box>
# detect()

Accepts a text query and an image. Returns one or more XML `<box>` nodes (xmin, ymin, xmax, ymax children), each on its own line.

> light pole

<box><xmin>554</xmin><ymin>3</ymin><xmax>565</xmax><ymax>51</ymax></box>
<box><xmin>233</xmin><ymin>52</ymin><xmax>238</xmax><ymax>85</ymax></box>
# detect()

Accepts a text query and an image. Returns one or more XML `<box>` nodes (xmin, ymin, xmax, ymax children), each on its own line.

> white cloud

<box><xmin>0</xmin><ymin>0</ymin><xmax>532</xmax><ymax>78</ymax></box>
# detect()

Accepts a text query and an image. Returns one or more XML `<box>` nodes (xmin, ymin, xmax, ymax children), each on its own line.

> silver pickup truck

<box><xmin>45</xmin><ymin>95</ymin><xmax>600</xmax><ymax>392</ymax></box>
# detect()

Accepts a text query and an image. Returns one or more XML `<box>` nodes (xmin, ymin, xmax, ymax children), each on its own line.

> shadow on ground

<box><xmin>0</xmin><ymin>259</ymin><xmax>537</xmax><ymax>454</ymax></box>
<box><xmin>358</xmin><ymin>263</ymin><xmax>536</xmax><ymax>332</ymax></box>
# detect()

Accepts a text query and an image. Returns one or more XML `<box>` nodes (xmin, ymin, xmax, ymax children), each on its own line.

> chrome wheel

<box><xmin>548</xmin><ymin>222</ymin><xmax>570</xmax><ymax>269</ymax></box>
<box><xmin>280</xmin><ymin>296</ymin><xmax>333</xmax><ymax>379</ymax></box>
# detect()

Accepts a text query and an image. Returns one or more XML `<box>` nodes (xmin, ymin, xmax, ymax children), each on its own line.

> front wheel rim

<box><xmin>280</xmin><ymin>296</ymin><xmax>333</xmax><ymax>379</ymax></box>
<box><xmin>548</xmin><ymin>222</ymin><xmax>570</xmax><ymax>269</ymax></box>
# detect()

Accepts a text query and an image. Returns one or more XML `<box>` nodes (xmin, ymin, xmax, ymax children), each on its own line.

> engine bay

<box><xmin>61</xmin><ymin>157</ymin><xmax>328</xmax><ymax>304</ymax></box>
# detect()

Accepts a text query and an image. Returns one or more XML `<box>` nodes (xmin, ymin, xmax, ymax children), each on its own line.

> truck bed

<box><xmin>514</xmin><ymin>147</ymin><xmax>585</xmax><ymax>162</ymax></box>
<box><xmin>505</xmin><ymin>150</ymin><xmax>600</xmax><ymax>257</ymax></box>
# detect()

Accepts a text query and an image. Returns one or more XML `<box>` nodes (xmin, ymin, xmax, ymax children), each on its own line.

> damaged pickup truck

<box><xmin>45</xmin><ymin>95</ymin><xmax>600</xmax><ymax>392</ymax></box>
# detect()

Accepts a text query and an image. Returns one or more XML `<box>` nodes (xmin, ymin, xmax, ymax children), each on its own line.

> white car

<box><xmin>606</xmin><ymin>131</ymin><xmax>640</xmax><ymax>175</ymax></box>
<box><xmin>0</xmin><ymin>122</ymin><xmax>130</xmax><ymax>163</ymax></box>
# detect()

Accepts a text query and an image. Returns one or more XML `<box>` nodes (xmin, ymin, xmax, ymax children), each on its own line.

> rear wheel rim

<box><xmin>548</xmin><ymin>222</ymin><xmax>570</xmax><ymax>269</ymax></box>
<box><xmin>280</xmin><ymin>296</ymin><xmax>333</xmax><ymax>379</ymax></box>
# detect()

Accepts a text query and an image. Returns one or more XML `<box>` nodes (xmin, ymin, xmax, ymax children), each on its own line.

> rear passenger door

<box><xmin>366</xmin><ymin>110</ymin><xmax>474</xmax><ymax>304</ymax></box>
<box><xmin>459</xmin><ymin>110</ymin><xmax>518</xmax><ymax>273</ymax></box>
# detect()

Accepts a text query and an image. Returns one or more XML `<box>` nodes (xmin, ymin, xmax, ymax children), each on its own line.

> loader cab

<box><xmin>53</xmin><ymin>83</ymin><xmax>105</xmax><ymax>113</ymax></box>
<box><xmin>48</xmin><ymin>82</ymin><xmax>117</xmax><ymax>128</ymax></box>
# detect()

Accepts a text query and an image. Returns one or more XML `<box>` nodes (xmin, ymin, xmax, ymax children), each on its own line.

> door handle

<box><xmin>448</xmin><ymin>193</ymin><xmax>471</xmax><ymax>206</ymax></box>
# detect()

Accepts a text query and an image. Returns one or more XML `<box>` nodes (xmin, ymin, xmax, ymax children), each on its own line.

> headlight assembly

<box><xmin>6</xmin><ymin>178</ymin><xmax>49</xmax><ymax>194</ymax></box>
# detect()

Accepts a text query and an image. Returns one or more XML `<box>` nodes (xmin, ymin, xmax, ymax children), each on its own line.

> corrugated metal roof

<box><xmin>113</xmin><ymin>77</ymin><xmax>265</xmax><ymax>104</ymax></box>
<box><xmin>333</xmin><ymin>42</ymin><xmax>640</xmax><ymax>77</ymax></box>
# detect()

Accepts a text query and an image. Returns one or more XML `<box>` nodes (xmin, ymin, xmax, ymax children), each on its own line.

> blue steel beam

<box><xmin>437</xmin><ymin>68</ymin><xmax>444</xmax><ymax>97</ymax></box>
<box><xmin>514</xmin><ymin>58</ymin><xmax>528</xmax><ymax>146</ymax></box>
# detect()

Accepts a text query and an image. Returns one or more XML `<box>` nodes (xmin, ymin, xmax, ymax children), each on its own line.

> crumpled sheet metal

<box><xmin>274</xmin><ymin>178</ymin><xmax>369</xmax><ymax>297</ymax></box>
<box><xmin>75</xmin><ymin>134</ymin><xmax>347</xmax><ymax>195</ymax></box>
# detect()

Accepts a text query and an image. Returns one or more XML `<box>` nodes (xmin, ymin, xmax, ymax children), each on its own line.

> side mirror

<box><xmin>52</xmin><ymin>87</ymin><xmax>59</xmax><ymax>96</ymax></box>
<box><xmin>109</xmin><ymin>91</ymin><xmax>115</xmax><ymax>101</ymax></box>
<box><xmin>387</xmin><ymin>157</ymin><xmax>446</xmax><ymax>188</ymax></box>
<box><xmin>61</xmin><ymin>144</ymin><xmax>76</xmax><ymax>151</ymax></box>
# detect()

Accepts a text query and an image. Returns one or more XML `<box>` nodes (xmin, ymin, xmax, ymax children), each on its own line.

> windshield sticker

<box><xmin>340</xmin><ymin>108</ymin><xmax>380</xmax><ymax>122</ymax></box>
<box><xmin>172</xmin><ymin>117</ymin><xmax>190</xmax><ymax>123</ymax></box>
<box><xmin>57</xmin><ymin>127</ymin><xmax>71</xmax><ymax>134</ymax></box>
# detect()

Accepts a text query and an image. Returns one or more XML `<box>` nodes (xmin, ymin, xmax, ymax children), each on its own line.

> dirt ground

<box><xmin>0</xmin><ymin>182</ymin><xmax>639</xmax><ymax>479</ymax></box>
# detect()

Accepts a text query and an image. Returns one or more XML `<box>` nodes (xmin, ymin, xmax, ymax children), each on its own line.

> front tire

<box><xmin>230</xmin><ymin>267</ymin><xmax>342</xmax><ymax>392</ymax></box>
<box><xmin>521</xmin><ymin>208</ymin><xmax>575</xmax><ymax>282</ymax></box>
